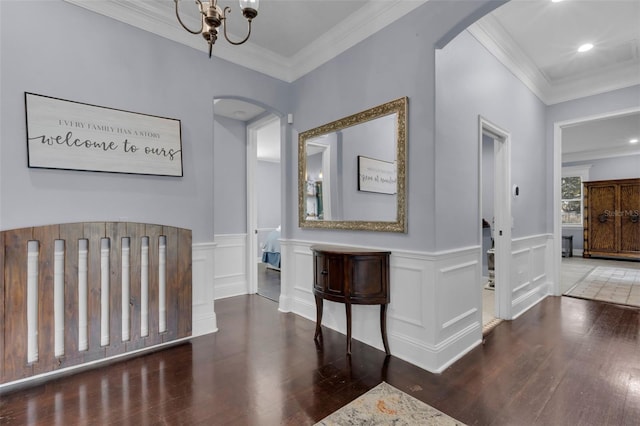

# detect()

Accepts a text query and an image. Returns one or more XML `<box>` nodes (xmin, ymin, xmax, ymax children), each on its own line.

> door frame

<box><xmin>479</xmin><ymin>116</ymin><xmax>512</xmax><ymax>319</ymax></box>
<box><xmin>246</xmin><ymin>113</ymin><xmax>281</xmax><ymax>294</ymax></box>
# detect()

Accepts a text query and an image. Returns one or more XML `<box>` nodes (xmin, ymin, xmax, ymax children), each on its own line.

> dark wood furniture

<box><xmin>310</xmin><ymin>244</ymin><xmax>390</xmax><ymax>355</ymax></box>
<box><xmin>0</xmin><ymin>222</ymin><xmax>192</xmax><ymax>385</ymax></box>
<box><xmin>583</xmin><ymin>178</ymin><xmax>640</xmax><ymax>260</ymax></box>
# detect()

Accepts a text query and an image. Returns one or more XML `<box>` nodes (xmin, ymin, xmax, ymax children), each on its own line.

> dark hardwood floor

<box><xmin>1</xmin><ymin>295</ymin><xmax>639</xmax><ymax>425</ymax></box>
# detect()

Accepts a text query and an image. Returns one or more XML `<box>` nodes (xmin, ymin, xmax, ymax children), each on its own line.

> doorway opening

<box><xmin>479</xmin><ymin>116</ymin><xmax>512</xmax><ymax>330</ymax></box>
<box><xmin>247</xmin><ymin>114</ymin><xmax>282</xmax><ymax>303</ymax></box>
<box><xmin>553</xmin><ymin>107</ymin><xmax>640</xmax><ymax>298</ymax></box>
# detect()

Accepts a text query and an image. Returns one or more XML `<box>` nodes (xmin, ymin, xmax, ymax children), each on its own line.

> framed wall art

<box><xmin>25</xmin><ymin>92</ymin><xmax>183</xmax><ymax>177</ymax></box>
<box><xmin>357</xmin><ymin>155</ymin><xmax>397</xmax><ymax>194</ymax></box>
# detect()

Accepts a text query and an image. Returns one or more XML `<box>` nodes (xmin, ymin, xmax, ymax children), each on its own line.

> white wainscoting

<box><xmin>213</xmin><ymin>234</ymin><xmax>248</xmax><ymax>300</ymax></box>
<box><xmin>280</xmin><ymin>240</ymin><xmax>484</xmax><ymax>373</ymax></box>
<box><xmin>509</xmin><ymin>234</ymin><xmax>553</xmax><ymax>319</ymax></box>
<box><xmin>209</xmin><ymin>234</ymin><xmax>554</xmax><ymax>373</ymax></box>
<box><xmin>192</xmin><ymin>242</ymin><xmax>217</xmax><ymax>336</ymax></box>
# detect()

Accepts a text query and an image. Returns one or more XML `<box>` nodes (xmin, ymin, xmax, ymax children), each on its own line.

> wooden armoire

<box><xmin>583</xmin><ymin>178</ymin><xmax>640</xmax><ymax>260</ymax></box>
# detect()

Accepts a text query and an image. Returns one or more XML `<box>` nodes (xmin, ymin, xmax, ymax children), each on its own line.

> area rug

<box><xmin>315</xmin><ymin>382</ymin><xmax>465</xmax><ymax>425</ymax></box>
<box><xmin>565</xmin><ymin>266</ymin><xmax>640</xmax><ymax>308</ymax></box>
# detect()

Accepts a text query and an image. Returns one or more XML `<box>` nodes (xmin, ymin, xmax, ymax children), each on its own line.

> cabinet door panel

<box><xmin>589</xmin><ymin>185</ymin><xmax>617</xmax><ymax>253</ymax></box>
<box><xmin>620</xmin><ymin>183</ymin><xmax>640</xmax><ymax>253</ymax></box>
<box><xmin>313</xmin><ymin>254</ymin><xmax>327</xmax><ymax>292</ymax></box>
<box><xmin>326</xmin><ymin>255</ymin><xmax>344</xmax><ymax>296</ymax></box>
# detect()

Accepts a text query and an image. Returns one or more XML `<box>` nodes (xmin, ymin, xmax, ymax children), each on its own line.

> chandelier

<box><xmin>174</xmin><ymin>0</ymin><xmax>259</xmax><ymax>58</ymax></box>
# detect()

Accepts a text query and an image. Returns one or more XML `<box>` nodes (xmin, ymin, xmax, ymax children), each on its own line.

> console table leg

<box><xmin>380</xmin><ymin>304</ymin><xmax>390</xmax><ymax>355</ymax></box>
<box><xmin>345</xmin><ymin>302</ymin><xmax>352</xmax><ymax>355</ymax></box>
<box><xmin>314</xmin><ymin>295</ymin><xmax>323</xmax><ymax>341</ymax></box>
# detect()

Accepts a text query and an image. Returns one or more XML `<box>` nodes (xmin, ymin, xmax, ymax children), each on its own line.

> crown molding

<box><xmin>64</xmin><ymin>0</ymin><xmax>292</xmax><ymax>81</ymax></box>
<box><xmin>288</xmin><ymin>0</ymin><xmax>428</xmax><ymax>82</ymax></box>
<box><xmin>563</xmin><ymin>146</ymin><xmax>640</xmax><ymax>163</ymax></box>
<box><xmin>469</xmin><ymin>14</ymin><xmax>640</xmax><ymax>106</ymax></box>
<box><xmin>64</xmin><ymin>0</ymin><xmax>428</xmax><ymax>83</ymax></box>
<box><xmin>468</xmin><ymin>15</ymin><xmax>550</xmax><ymax>104</ymax></box>
<box><xmin>546</xmin><ymin>63</ymin><xmax>640</xmax><ymax>105</ymax></box>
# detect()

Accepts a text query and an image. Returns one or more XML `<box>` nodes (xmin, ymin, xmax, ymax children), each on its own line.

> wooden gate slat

<box><xmin>106</xmin><ymin>222</ymin><xmax>126</xmax><ymax>358</ymax></box>
<box><xmin>84</xmin><ymin>222</ymin><xmax>107</xmax><ymax>362</ymax></box>
<box><xmin>126</xmin><ymin>223</ymin><xmax>146</xmax><ymax>351</ymax></box>
<box><xmin>177</xmin><ymin>228</ymin><xmax>192</xmax><ymax>338</ymax></box>
<box><xmin>59</xmin><ymin>223</ymin><xmax>84</xmax><ymax>368</ymax></box>
<box><xmin>163</xmin><ymin>226</ymin><xmax>179</xmax><ymax>342</ymax></box>
<box><xmin>3</xmin><ymin>228</ymin><xmax>34</xmax><ymax>381</ymax></box>
<box><xmin>146</xmin><ymin>224</ymin><xmax>163</xmax><ymax>346</ymax></box>
<box><xmin>33</xmin><ymin>225</ymin><xmax>59</xmax><ymax>375</ymax></box>
<box><xmin>0</xmin><ymin>232</ymin><xmax>4</xmax><ymax>382</ymax></box>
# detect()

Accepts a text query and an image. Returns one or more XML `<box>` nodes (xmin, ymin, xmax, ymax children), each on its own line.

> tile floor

<box><xmin>561</xmin><ymin>255</ymin><xmax>640</xmax><ymax>294</ymax></box>
<box><xmin>565</xmin><ymin>265</ymin><xmax>640</xmax><ymax>307</ymax></box>
<box><xmin>482</xmin><ymin>256</ymin><xmax>640</xmax><ymax>329</ymax></box>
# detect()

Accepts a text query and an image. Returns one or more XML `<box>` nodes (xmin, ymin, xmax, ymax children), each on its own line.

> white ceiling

<box><xmin>65</xmin><ymin>0</ymin><xmax>640</xmax><ymax>158</ymax></box>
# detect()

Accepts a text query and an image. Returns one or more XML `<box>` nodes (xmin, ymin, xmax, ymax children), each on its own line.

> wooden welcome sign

<box><xmin>25</xmin><ymin>92</ymin><xmax>183</xmax><ymax>177</ymax></box>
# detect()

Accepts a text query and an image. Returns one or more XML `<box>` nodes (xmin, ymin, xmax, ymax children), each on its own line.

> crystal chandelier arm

<box><xmin>174</xmin><ymin>0</ymin><xmax>205</xmax><ymax>35</ymax></box>
<box><xmin>221</xmin><ymin>6</ymin><xmax>253</xmax><ymax>46</ymax></box>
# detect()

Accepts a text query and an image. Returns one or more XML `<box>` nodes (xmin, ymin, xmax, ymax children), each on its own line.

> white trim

<box><xmin>192</xmin><ymin>242</ymin><xmax>218</xmax><ymax>336</ymax></box>
<box><xmin>64</xmin><ymin>0</ymin><xmax>427</xmax><ymax>83</ymax></box>
<box><xmin>469</xmin><ymin>18</ymin><xmax>640</xmax><ymax>105</ymax></box>
<box><xmin>246</xmin><ymin>113</ymin><xmax>281</xmax><ymax>296</ymax></box>
<box><xmin>563</xmin><ymin>147</ymin><xmax>640</xmax><ymax>163</ymax></box>
<box><xmin>479</xmin><ymin>116</ymin><xmax>512</xmax><ymax>320</ymax></box>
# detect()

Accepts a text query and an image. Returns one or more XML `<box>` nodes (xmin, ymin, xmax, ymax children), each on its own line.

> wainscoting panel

<box><xmin>510</xmin><ymin>234</ymin><xmax>552</xmax><ymax>318</ymax></box>
<box><xmin>275</xmin><ymin>236</ymin><xmax>552</xmax><ymax>373</ymax></box>
<box><xmin>192</xmin><ymin>243</ymin><xmax>217</xmax><ymax>336</ymax></box>
<box><xmin>213</xmin><ymin>234</ymin><xmax>248</xmax><ymax>300</ymax></box>
<box><xmin>282</xmin><ymin>240</ymin><xmax>484</xmax><ymax>373</ymax></box>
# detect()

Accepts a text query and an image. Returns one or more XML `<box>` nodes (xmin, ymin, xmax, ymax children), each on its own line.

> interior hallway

<box><xmin>2</xmin><ymin>294</ymin><xmax>639</xmax><ymax>425</ymax></box>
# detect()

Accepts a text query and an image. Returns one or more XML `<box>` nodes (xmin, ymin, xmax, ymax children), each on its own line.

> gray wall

<box><xmin>435</xmin><ymin>30</ymin><xmax>548</xmax><ymax>249</ymax></box>
<box><xmin>0</xmin><ymin>1</ymin><xmax>291</xmax><ymax>243</ymax></box>
<box><xmin>290</xmin><ymin>0</ymin><xmax>504</xmax><ymax>252</ymax></box>
<box><xmin>564</xmin><ymin>154</ymin><xmax>640</xmax><ymax>182</ymax></box>
<box><xmin>213</xmin><ymin>116</ymin><xmax>247</xmax><ymax>234</ymax></box>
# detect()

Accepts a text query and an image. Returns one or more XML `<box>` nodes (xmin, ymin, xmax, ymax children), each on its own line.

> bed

<box><xmin>261</xmin><ymin>226</ymin><xmax>281</xmax><ymax>270</ymax></box>
<box><xmin>0</xmin><ymin>221</ymin><xmax>192</xmax><ymax>386</ymax></box>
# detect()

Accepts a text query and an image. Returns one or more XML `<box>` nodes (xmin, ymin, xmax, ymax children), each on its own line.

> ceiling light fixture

<box><xmin>174</xmin><ymin>0</ymin><xmax>258</xmax><ymax>58</ymax></box>
<box><xmin>578</xmin><ymin>43</ymin><xmax>594</xmax><ymax>53</ymax></box>
<box><xmin>631</xmin><ymin>138</ymin><xmax>639</xmax><ymax>144</ymax></box>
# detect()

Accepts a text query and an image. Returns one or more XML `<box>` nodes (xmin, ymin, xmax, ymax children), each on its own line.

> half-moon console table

<box><xmin>310</xmin><ymin>245</ymin><xmax>391</xmax><ymax>355</ymax></box>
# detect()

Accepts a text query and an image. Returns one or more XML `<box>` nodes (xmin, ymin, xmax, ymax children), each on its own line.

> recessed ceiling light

<box><xmin>551</xmin><ymin>0</ymin><xmax>564</xmax><ymax>3</ymax></box>
<box><xmin>578</xmin><ymin>43</ymin><xmax>594</xmax><ymax>53</ymax></box>
<box><xmin>630</xmin><ymin>138</ymin><xmax>639</xmax><ymax>144</ymax></box>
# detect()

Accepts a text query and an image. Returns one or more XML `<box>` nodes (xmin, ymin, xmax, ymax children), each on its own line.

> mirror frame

<box><xmin>298</xmin><ymin>96</ymin><xmax>408</xmax><ymax>232</ymax></box>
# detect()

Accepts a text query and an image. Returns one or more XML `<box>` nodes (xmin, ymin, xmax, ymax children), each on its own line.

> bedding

<box><xmin>261</xmin><ymin>227</ymin><xmax>281</xmax><ymax>269</ymax></box>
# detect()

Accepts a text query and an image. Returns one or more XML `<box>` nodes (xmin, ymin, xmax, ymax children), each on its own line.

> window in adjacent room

<box><xmin>561</xmin><ymin>165</ymin><xmax>591</xmax><ymax>227</ymax></box>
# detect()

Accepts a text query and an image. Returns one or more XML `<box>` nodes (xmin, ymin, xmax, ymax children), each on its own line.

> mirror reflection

<box><xmin>298</xmin><ymin>97</ymin><xmax>407</xmax><ymax>232</ymax></box>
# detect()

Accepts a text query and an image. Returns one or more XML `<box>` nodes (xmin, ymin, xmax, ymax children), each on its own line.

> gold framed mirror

<box><xmin>298</xmin><ymin>97</ymin><xmax>407</xmax><ymax>232</ymax></box>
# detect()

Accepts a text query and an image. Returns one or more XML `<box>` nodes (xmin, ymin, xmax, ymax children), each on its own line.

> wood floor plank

<box><xmin>1</xmin><ymin>294</ymin><xmax>640</xmax><ymax>426</ymax></box>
